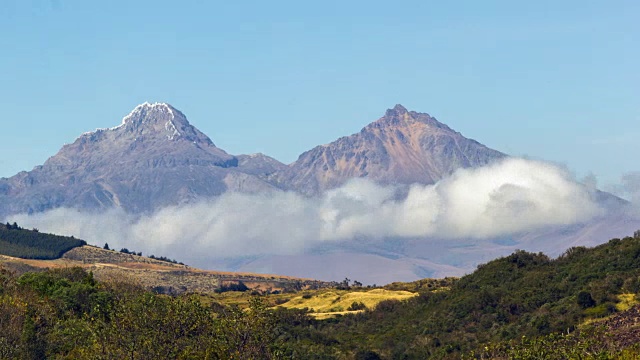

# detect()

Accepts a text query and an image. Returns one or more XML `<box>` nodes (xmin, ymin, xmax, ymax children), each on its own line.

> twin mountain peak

<box><xmin>0</xmin><ymin>103</ymin><xmax>504</xmax><ymax>216</ymax></box>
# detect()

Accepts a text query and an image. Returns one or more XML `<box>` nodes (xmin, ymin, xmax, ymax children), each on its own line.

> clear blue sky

<box><xmin>1</xmin><ymin>0</ymin><xmax>638</xmax><ymax>188</ymax></box>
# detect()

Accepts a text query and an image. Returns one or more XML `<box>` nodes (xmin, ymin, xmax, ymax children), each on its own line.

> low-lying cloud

<box><xmin>608</xmin><ymin>172</ymin><xmax>640</xmax><ymax>204</ymax></box>
<box><xmin>6</xmin><ymin>158</ymin><xmax>603</xmax><ymax>265</ymax></box>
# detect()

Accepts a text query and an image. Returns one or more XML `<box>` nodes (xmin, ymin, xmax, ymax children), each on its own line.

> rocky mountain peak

<box><xmin>280</xmin><ymin>105</ymin><xmax>506</xmax><ymax>194</ymax></box>
<box><xmin>121</xmin><ymin>102</ymin><xmax>178</xmax><ymax>126</ymax></box>
<box><xmin>374</xmin><ymin>104</ymin><xmax>453</xmax><ymax>133</ymax></box>
<box><xmin>385</xmin><ymin>104</ymin><xmax>409</xmax><ymax>117</ymax></box>
<box><xmin>0</xmin><ymin>103</ymin><xmax>275</xmax><ymax>215</ymax></box>
<box><xmin>110</xmin><ymin>102</ymin><xmax>212</xmax><ymax>144</ymax></box>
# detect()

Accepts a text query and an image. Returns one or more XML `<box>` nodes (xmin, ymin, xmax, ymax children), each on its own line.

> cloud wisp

<box><xmin>7</xmin><ymin>158</ymin><xmax>603</xmax><ymax>265</ymax></box>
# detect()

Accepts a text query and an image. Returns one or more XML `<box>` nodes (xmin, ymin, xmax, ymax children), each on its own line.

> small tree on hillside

<box><xmin>577</xmin><ymin>291</ymin><xmax>596</xmax><ymax>308</ymax></box>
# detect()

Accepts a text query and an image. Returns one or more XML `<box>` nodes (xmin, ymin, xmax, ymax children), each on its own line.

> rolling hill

<box><xmin>0</xmin><ymin>226</ymin><xmax>331</xmax><ymax>294</ymax></box>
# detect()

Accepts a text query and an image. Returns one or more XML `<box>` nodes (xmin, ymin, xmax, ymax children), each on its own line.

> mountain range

<box><xmin>1</xmin><ymin>102</ymin><xmax>637</xmax><ymax>283</ymax></box>
<box><xmin>0</xmin><ymin>103</ymin><xmax>504</xmax><ymax>215</ymax></box>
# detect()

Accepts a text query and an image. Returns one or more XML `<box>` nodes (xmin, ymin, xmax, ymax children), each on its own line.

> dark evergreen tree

<box><xmin>577</xmin><ymin>291</ymin><xmax>596</xmax><ymax>308</ymax></box>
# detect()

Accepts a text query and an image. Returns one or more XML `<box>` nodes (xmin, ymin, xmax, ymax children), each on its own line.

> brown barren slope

<box><xmin>0</xmin><ymin>245</ymin><xmax>331</xmax><ymax>294</ymax></box>
<box><xmin>596</xmin><ymin>304</ymin><xmax>640</xmax><ymax>349</ymax></box>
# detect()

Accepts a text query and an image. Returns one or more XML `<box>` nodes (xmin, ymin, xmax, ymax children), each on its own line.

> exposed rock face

<box><xmin>236</xmin><ymin>153</ymin><xmax>288</xmax><ymax>177</ymax></box>
<box><xmin>0</xmin><ymin>103</ymin><xmax>277</xmax><ymax>216</ymax></box>
<box><xmin>278</xmin><ymin>104</ymin><xmax>507</xmax><ymax>194</ymax></box>
<box><xmin>0</xmin><ymin>103</ymin><xmax>507</xmax><ymax>217</ymax></box>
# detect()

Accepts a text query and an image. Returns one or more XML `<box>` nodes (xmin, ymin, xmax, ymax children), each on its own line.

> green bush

<box><xmin>348</xmin><ymin>301</ymin><xmax>367</xmax><ymax>311</ymax></box>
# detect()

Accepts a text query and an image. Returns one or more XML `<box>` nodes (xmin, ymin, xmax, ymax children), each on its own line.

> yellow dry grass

<box><xmin>276</xmin><ymin>288</ymin><xmax>418</xmax><ymax>318</ymax></box>
<box><xmin>616</xmin><ymin>293</ymin><xmax>638</xmax><ymax>312</ymax></box>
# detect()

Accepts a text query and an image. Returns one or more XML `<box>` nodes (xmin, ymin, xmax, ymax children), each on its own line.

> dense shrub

<box><xmin>0</xmin><ymin>266</ymin><xmax>293</xmax><ymax>359</ymax></box>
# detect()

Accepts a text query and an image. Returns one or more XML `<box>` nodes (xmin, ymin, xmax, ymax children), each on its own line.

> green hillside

<box><xmin>1</xmin><ymin>231</ymin><xmax>640</xmax><ymax>359</ymax></box>
<box><xmin>0</xmin><ymin>222</ymin><xmax>86</xmax><ymax>259</ymax></box>
<box><xmin>289</xmin><ymin>233</ymin><xmax>640</xmax><ymax>358</ymax></box>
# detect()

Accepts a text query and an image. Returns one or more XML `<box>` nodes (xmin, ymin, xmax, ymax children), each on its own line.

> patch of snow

<box><xmin>162</xmin><ymin>103</ymin><xmax>175</xmax><ymax>119</ymax></box>
<box><xmin>80</xmin><ymin>127</ymin><xmax>108</xmax><ymax>137</ymax></box>
<box><xmin>119</xmin><ymin>101</ymin><xmax>175</xmax><ymax>127</ymax></box>
<box><xmin>74</xmin><ymin>102</ymin><xmax>182</xmax><ymax>143</ymax></box>
<box><xmin>117</xmin><ymin>102</ymin><xmax>151</xmax><ymax>128</ymax></box>
<box><xmin>165</xmin><ymin>120</ymin><xmax>181</xmax><ymax>140</ymax></box>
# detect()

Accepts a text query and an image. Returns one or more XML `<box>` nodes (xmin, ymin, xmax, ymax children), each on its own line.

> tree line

<box><xmin>0</xmin><ymin>222</ymin><xmax>86</xmax><ymax>260</ymax></box>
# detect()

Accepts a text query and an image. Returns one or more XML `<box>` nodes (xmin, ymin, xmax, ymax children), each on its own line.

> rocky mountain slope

<box><xmin>236</xmin><ymin>153</ymin><xmax>287</xmax><ymax>178</ymax></box>
<box><xmin>0</xmin><ymin>103</ymin><xmax>278</xmax><ymax>216</ymax></box>
<box><xmin>0</xmin><ymin>103</ymin><xmax>506</xmax><ymax>215</ymax></box>
<box><xmin>277</xmin><ymin>104</ymin><xmax>506</xmax><ymax>194</ymax></box>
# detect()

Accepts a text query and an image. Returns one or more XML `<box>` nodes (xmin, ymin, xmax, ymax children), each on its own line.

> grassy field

<box><xmin>276</xmin><ymin>288</ymin><xmax>418</xmax><ymax>319</ymax></box>
<box><xmin>203</xmin><ymin>287</ymin><xmax>421</xmax><ymax>319</ymax></box>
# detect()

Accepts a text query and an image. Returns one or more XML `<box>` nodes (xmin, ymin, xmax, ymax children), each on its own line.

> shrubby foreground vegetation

<box><xmin>2</xmin><ymin>232</ymin><xmax>640</xmax><ymax>358</ymax></box>
<box><xmin>0</xmin><ymin>267</ymin><xmax>298</xmax><ymax>359</ymax></box>
<box><xmin>303</xmin><ymin>234</ymin><xmax>640</xmax><ymax>359</ymax></box>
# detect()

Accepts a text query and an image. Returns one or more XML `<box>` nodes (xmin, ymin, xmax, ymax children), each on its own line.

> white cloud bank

<box><xmin>6</xmin><ymin>158</ymin><xmax>603</xmax><ymax>262</ymax></box>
